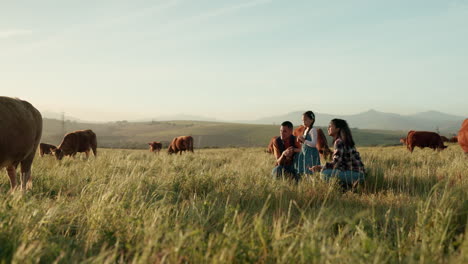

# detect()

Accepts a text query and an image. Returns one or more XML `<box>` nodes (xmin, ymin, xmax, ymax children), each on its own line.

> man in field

<box><xmin>271</xmin><ymin>121</ymin><xmax>301</xmax><ymax>181</ymax></box>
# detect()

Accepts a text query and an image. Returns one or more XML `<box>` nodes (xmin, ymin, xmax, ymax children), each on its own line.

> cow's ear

<box><xmin>148</xmin><ymin>143</ymin><xmax>151</xmax><ymax>145</ymax></box>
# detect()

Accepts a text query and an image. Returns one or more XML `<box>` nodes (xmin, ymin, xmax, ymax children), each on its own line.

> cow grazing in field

<box><xmin>440</xmin><ymin>136</ymin><xmax>449</xmax><ymax>142</ymax></box>
<box><xmin>266</xmin><ymin>136</ymin><xmax>277</xmax><ymax>153</ymax></box>
<box><xmin>450</xmin><ymin>136</ymin><xmax>458</xmax><ymax>143</ymax></box>
<box><xmin>168</xmin><ymin>136</ymin><xmax>194</xmax><ymax>155</ymax></box>
<box><xmin>0</xmin><ymin>96</ymin><xmax>42</xmax><ymax>190</ymax></box>
<box><xmin>458</xmin><ymin>119</ymin><xmax>468</xmax><ymax>154</ymax></box>
<box><xmin>405</xmin><ymin>130</ymin><xmax>447</xmax><ymax>153</ymax></box>
<box><xmin>148</xmin><ymin>141</ymin><xmax>163</xmax><ymax>153</ymax></box>
<box><xmin>39</xmin><ymin>143</ymin><xmax>57</xmax><ymax>157</ymax></box>
<box><xmin>54</xmin><ymin>129</ymin><xmax>97</xmax><ymax>160</ymax></box>
<box><xmin>293</xmin><ymin>125</ymin><xmax>332</xmax><ymax>160</ymax></box>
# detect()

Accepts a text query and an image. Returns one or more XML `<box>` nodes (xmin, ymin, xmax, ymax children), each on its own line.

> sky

<box><xmin>1</xmin><ymin>0</ymin><xmax>467</xmax><ymax>122</ymax></box>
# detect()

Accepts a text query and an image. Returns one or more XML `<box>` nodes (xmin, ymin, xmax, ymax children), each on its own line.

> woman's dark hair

<box><xmin>331</xmin><ymin>118</ymin><xmax>355</xmax><ymax>148</ymax></box>
<box><xmin>303</xmin><ymin>111</ymin><xmax>315</xmax><ymax>129</ymax></box>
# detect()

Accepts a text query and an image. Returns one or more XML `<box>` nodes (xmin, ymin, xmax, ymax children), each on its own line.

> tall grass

<box><xmin>1</xmin><ymin>145</ymin><xmax>467</xmax><ymax>263</ymax></box>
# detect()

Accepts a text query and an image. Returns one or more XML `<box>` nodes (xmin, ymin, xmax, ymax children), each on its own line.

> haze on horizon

<box><xmin>1</xmin><ymin>0</ymin><xmax>467</xmax><ymax>122</ymax></box>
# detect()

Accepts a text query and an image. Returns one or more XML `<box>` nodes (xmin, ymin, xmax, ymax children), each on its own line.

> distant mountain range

<box><xmin>134</xmin><ymin>114</ymin><xmax>218</xmax><ymax>123</ymax></box>
<box><xmin>240</xmin><ymin>109</ymin><xmax>466</xmax><ymax>134</ymax></box>
<box><xmin>40</xmin><ymin>109</ymin><xmax>466</xmax><ymax>134</ymax></box>
<box><xmin>40</xmin><ymin>111</ymin><xmax>82</xmax><ymax>122</ymax></box>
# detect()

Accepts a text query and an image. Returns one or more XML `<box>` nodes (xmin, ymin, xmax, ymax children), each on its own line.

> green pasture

<box><xmin>0</xmin><ymin>144</ymin><xmax>467</xmax><ymax>263</ymax></box>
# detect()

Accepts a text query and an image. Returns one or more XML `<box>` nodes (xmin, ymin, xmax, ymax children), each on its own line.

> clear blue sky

<box><xmin>1</xmin><ymin>0</ymin><xmax>467</xmax><ymax>121</ymax></box>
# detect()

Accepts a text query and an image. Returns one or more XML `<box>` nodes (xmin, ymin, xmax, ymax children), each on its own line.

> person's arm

<box><xmin>273</xmin><ymin>142</ymin><xmax>293</xmax><ymax>165</ymax></box>
<box><xmin>304</xmin><ymin>127</ymin><xmax>318</xmax><ymax>147</ymax></box>
<box><xmin>323</xmin><ymin>139</ymin><xmax>344</xmax><ymax>170</ymax></box>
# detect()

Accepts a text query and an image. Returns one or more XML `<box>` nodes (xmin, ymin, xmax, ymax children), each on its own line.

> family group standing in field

<box><xmin>1</xmin><ymin>96</ymin><xmax>468</xmax><ymax>191</ymax></box>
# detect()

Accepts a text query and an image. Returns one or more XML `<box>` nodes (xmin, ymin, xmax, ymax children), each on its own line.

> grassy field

<box><xmin>41</xmin><ymin>118</ymin><xmax>406</xmax><ymax>149</ymax></box>
<box><xmin>1</xmin><ymin>144</ymin><xmax>467</xmax><ymax>263</ymax></box>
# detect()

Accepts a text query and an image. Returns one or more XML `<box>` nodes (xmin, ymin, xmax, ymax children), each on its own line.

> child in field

<box><xmin>296</xmin><ymin>111</ymin><xmax>320</xmax><ymax>174</ymax></box>
<box><xmin>310</xmin><ymin>118</ymin><xmax>365</xmax><ymax>188</ymax></box>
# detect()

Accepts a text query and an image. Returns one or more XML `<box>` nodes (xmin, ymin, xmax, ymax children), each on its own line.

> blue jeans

<box><xmin>272</xmin><ymin>165</ymin><xmax>299</xmax><ymax>181</ymax></box>
<box><xmin>321</xmin><ymin>169</ymin><xmax>365</xmax><ymax>185</ymax></box>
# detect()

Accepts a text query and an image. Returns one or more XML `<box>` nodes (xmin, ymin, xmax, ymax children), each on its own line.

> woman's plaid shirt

<box><xmin>324</xmin><ymin>138</ymin><xmax>365</xmax><ymax>173</ymax></box>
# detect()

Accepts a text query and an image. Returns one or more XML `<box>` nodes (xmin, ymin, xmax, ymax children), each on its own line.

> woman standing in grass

<box><xmin>310</xmin><ymin>118</ymin><xmax>365</xmax><ymax>187</ymax></box>
<box><xmin>296</xmin><ymin>111</ymin><xmax>320</xmax><ymax>174</ymax></box>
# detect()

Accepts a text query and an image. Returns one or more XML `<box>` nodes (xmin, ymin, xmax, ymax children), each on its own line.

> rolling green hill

<box><xmin>41</xmin><ymin>118</ymin><xmax>407</xmax><ymax>149</ymax></box>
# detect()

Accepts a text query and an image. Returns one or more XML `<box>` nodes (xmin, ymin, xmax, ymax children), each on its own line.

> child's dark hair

<box><xmin>303</xmin><ymin>111</ymin><xmax>315</xmax><ymax>129</ymax></box>
<box><xmin>331</xmin><ymin>118</ymin><xmax>355</xmax><ymax>147</ymax></box>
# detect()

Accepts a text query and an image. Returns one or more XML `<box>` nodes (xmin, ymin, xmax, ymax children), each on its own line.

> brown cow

<box><xmin>405</xmin><ymin>130</ymin><xmax>447</xmax><ymax>153</ymax></box>
<box><xmin>440</xmin><ymin>136</ymin><xmax>449</xmax><ymax>142</ymax></box>
<box><xmin>449</xmin><ymin>136</ymin><xmax>458</xmax><ymax>143</ymax></box>
<box><xmin>168</xmin><ymin>136</ymin><xmax>194</xmax><ymax>155</ymax></box>
<box><xmin>458</xmin><ymin>119</ymin><xmax>468</xmax><ymax>154</ymax></box>
<box><xmin>293</xmin><ymin>125</ymin><xmax>332</xmax><ymax>160</ymax></box>
<box><xmin>316</xmin><ymin>128</ymin><xmax>332</xmax><ymax>160</ymax></box>
<box><xmin>148</xmin><ymin>141</ymin><xmax>162</xmax><ymax>153</ymax></box>
<box><xmin>39</xmin><ymin>143</ymin><xmax>57</xmax><ymax>157</ymax></box>
<box><xmin>266</xmin><ymin>136</ymin><xmax>277</xmax><ymax>153</ymax></box>
<box><xmin>0</xmin><ymin>97</ymin><xmax>42</xmax><ymax>190</ymax></box>
<box><xmin>293</xmin><ymin>125</ymin><xmax>306</xmax><ymax>138</ymax></box>
<box><xmin>54</xmin><ymin>129</ymin><xmax>97</xmax><ymax>160</ymax></box>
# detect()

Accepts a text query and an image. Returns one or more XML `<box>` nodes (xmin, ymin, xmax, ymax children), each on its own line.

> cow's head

<box><xmin>53</xmin><ymin>148</ymin><xmax>64</xmax><ymax>160</ymax></box>
<box><xmin>167</xmin><ymin>146</ymin><xmax>175</xmax><ymax>154</ymax></box>
<box><xmin>148</xmin><ymin>142</ymin><xmax>154</xmax><ymax>151</ymax></box>
<box><xmin>399</xmin><ymin>138</ymin><xmax>407</xmax><ymax>145</ymax></box>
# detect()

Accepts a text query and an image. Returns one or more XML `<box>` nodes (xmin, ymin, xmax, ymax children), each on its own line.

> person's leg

<box><xmin>338</xmin><ymin>171</ymin><xmax>365</xmax><ymax>185</ymax></box>
<box><xmin>284</xmin><ymin>165</ymin><xmax>300</xmax><ymax>182</ymax></box>
<box><xmin>321</xmin><ymin>169</ymin><xmax>364</xmax><ymax>186</ymax></box>
<box><xmin>320</xmin><ymin>169</ymin><xmax>336</xmax><ymax>181</ymax></box>
<box><xmin>272</xmin><ymin>165</ymin><xmax>284</xmax><ymax>179</ymax></box>
<box><xmin>273</xmin><ymin>165</ymin><xmax>299</xmax><ymax>181</ymax></box>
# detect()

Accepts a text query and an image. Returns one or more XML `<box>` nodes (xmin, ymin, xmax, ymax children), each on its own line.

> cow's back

<box><xmin>0</xmin><ymin>97</ymin><xmax>42</xmax><ymax>168</ymax></box>
<box><xmin>458</xmin><ymin>119</ymin><xmax>468</xmax><ymax>153</ymax></box>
